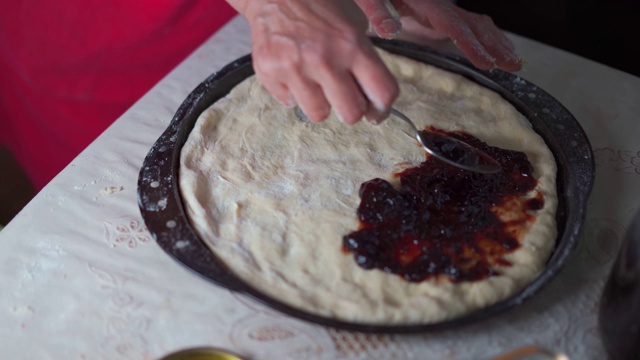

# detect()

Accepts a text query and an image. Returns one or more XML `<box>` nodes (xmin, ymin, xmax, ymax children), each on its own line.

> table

<box><xmin>1</xmin><ymin>16</ymin><xmax>639</xmax><ymax>359</ymax></box>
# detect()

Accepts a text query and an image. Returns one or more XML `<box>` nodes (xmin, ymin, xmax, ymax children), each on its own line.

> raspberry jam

<box><xmin>342</xmin><ymin>128</ymin><xmax>543</xmax><ymax>283</ymax></box>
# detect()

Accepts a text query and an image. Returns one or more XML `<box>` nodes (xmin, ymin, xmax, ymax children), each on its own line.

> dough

<box><xmin>179</xmin><ymin>49</ymin><xmax>557</xmax><ymax>324</ymax></box>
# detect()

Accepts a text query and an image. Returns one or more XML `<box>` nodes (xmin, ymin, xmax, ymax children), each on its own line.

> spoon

<box><xmin>294</xmin><ymin>106</ymin><xmax>502</xmax><ymax>174</ymax></box>
<box><xmin>389</xmin><ymin>108</ymin><xmax>501</xmax><ymax>174</ymax></box>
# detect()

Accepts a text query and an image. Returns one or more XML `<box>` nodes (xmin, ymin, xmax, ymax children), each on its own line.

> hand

<box><xmin>236</xmin><ymin>0</ymin><xmax>399</xmax><ymax>124</ymax></box>
<box><xmin>355</xmin><ymin>0</ymin><xmax>522</xmax><ymax>72</ymax></box>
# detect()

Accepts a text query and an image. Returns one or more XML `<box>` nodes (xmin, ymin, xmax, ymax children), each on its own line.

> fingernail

<box><xmin>502</xmin><ymin>49</ymin><xmax>520</xmax><ymax>63</ymax></box>
<box><xmin>365</xmin><ymin>104</ymin><xmax>390</xmax><ymax>125</ymax></box>
<box><xmin>279</xmin><ymin>96</ymin><xmax>297</xmax><ymax>108</ymax></box>
<box><xmin>366</xmin><ymin>116</ymin><xmax>384</xmax><ymax>125</ymax></box>
<box><xmin>517</xmin><ymin>56</ymin><xmax>527</xmax><ymax>70</ymax></box>
<box><xmin>379</xmin><ymin>19</ymin><xmax>401</xmax><ymax>38</ymax></box>
<box><xmin>294</xmin><ymin>106</ymin><xmax>310</xmax><ymax>122</ymax></box>
<box><xmin>368</xmin><ymin>96</ymin><xmax>386</xmax><ymax>114</ymax></box>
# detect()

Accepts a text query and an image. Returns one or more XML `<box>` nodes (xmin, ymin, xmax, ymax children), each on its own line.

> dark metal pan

<box><xmin>137</xmin><ymin>38</ymin><xmax>595</xmax><ymax>333</ymax></box>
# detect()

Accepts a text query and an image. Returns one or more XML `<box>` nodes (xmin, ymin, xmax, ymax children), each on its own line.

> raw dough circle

<box><xmin>179</xmin><ymin>50</ymin><xmax>557</xmax><ymax>324</ymax></box>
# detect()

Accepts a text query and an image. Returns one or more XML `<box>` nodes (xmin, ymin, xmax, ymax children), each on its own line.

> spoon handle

<box><xmin>389</xmin><ymin>108</ymin><xmax>420</xmax><ymax>134</ymax></box>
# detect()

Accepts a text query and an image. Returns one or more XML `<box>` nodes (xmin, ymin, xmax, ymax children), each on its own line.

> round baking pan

<box><xmin>137</xmin><ymin>38</ymin><xmax>595</xmax><ymax>333</ymax></box>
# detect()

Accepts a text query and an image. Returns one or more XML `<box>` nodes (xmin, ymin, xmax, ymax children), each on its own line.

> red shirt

<box><xmin>0</xmin><ymin>1</ymin><xmax>236</xmax><ymax>189</ymax></box>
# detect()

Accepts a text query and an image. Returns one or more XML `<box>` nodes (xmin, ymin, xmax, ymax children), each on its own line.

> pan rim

<box><xmin>137</xmin><ymin>38</ymin><xmax>595</xmax><ymax>333</ymax></box>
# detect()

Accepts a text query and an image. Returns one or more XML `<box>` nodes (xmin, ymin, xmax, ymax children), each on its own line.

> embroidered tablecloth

<box><xmin>1</xmin><ymin>16</ymin><xmax>639</xmax><ymax>360</ymax></box>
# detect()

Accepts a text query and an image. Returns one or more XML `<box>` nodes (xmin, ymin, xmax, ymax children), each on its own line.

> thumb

<box><xmin>355</xmin><ymin>0</ymin><xmax>402</xmax><ymax>39</ymax></box>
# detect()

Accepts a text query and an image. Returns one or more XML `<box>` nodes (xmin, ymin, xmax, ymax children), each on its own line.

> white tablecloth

<box><xmin>2</xmin><ymin>16</ymin><xmax>639</xmax><ymax>359</ymax></box>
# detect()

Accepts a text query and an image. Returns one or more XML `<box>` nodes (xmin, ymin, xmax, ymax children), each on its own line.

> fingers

<box><xmin>430</xmin><ymin>10</ymin><xmax>521</xmax><ymax>71</ymax></box>
<box><xmin>254</xmin><ymin>45</ymin><xmax>332</xmax><ymax>122</ymax></box>
<box><xmin>290</xmin><ymin>46</ymin><xmax>398</xmax><ymax>125</ymax></box>
<box><xmin>317</xmin><ymin>71</ymin><xmax>368</xmax><ymax>124</ymax></box>
<box><xmin>254</xmin><ymin>39</ymin><xmax>395</xmax><ymax>125</ymax></box>
<box><xmin>464</xmin><ymin>13</ymin><xmax>521</xmax><ymax>71</ymax></box>
<box><xmin>251</xmin><ymin>32</ymin><xmax>299</xmax><ymax>108</ymax></box>
<box><xmin>351</xmin><ymin>47</ymin><xmax>399</xmax><ymax>123</ymax></box>
<box><xmin>289</xmin><ymin>78</ymin><xmax>332</xmax><ymax>123</ymax></box>
<box><xmin>440</xmin><ymin>20</ymin><xmax>498</xmax><ymax>70</ymax></box>
<box><xmin>393</xmin><ymin>0</ymin><xmax>521</xmax><ymax>72</ymax></box>
<box><xmin>247</xmin><ymin>0</ymin><xmax>399</xmax><ymax>125</ymax></box>
<box><xmin>259</xmin><ymin>79</ymin><xmax>296</xmax><ymax>109</ymax></box>
<box><xmin>354</xmin><ymin>0</ymin><xmax>402</xmax><ymax>38</ymax></box>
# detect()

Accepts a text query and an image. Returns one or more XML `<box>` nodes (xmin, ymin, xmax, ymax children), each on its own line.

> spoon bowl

<box><xmin>390</xmin><ymin>108</ymin><xmax>502</xmax><ymax>174</ymax></box>
<box><xmin>295</xmin><ymin>106</ymin><xmax>502</xmax><ymax>174</ymax></box>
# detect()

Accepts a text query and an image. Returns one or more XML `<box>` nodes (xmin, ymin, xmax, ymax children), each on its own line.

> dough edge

<box><xmin>179</xmin><ymin>49</ymin><xmax>558</xmax><ymax>324</ymax></box>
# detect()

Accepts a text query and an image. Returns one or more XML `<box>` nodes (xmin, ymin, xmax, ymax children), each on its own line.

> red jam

<box><xmin>342</xmin><ymin>128</ymin><xmax>543</xmax><ymax>283</ymax></box>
